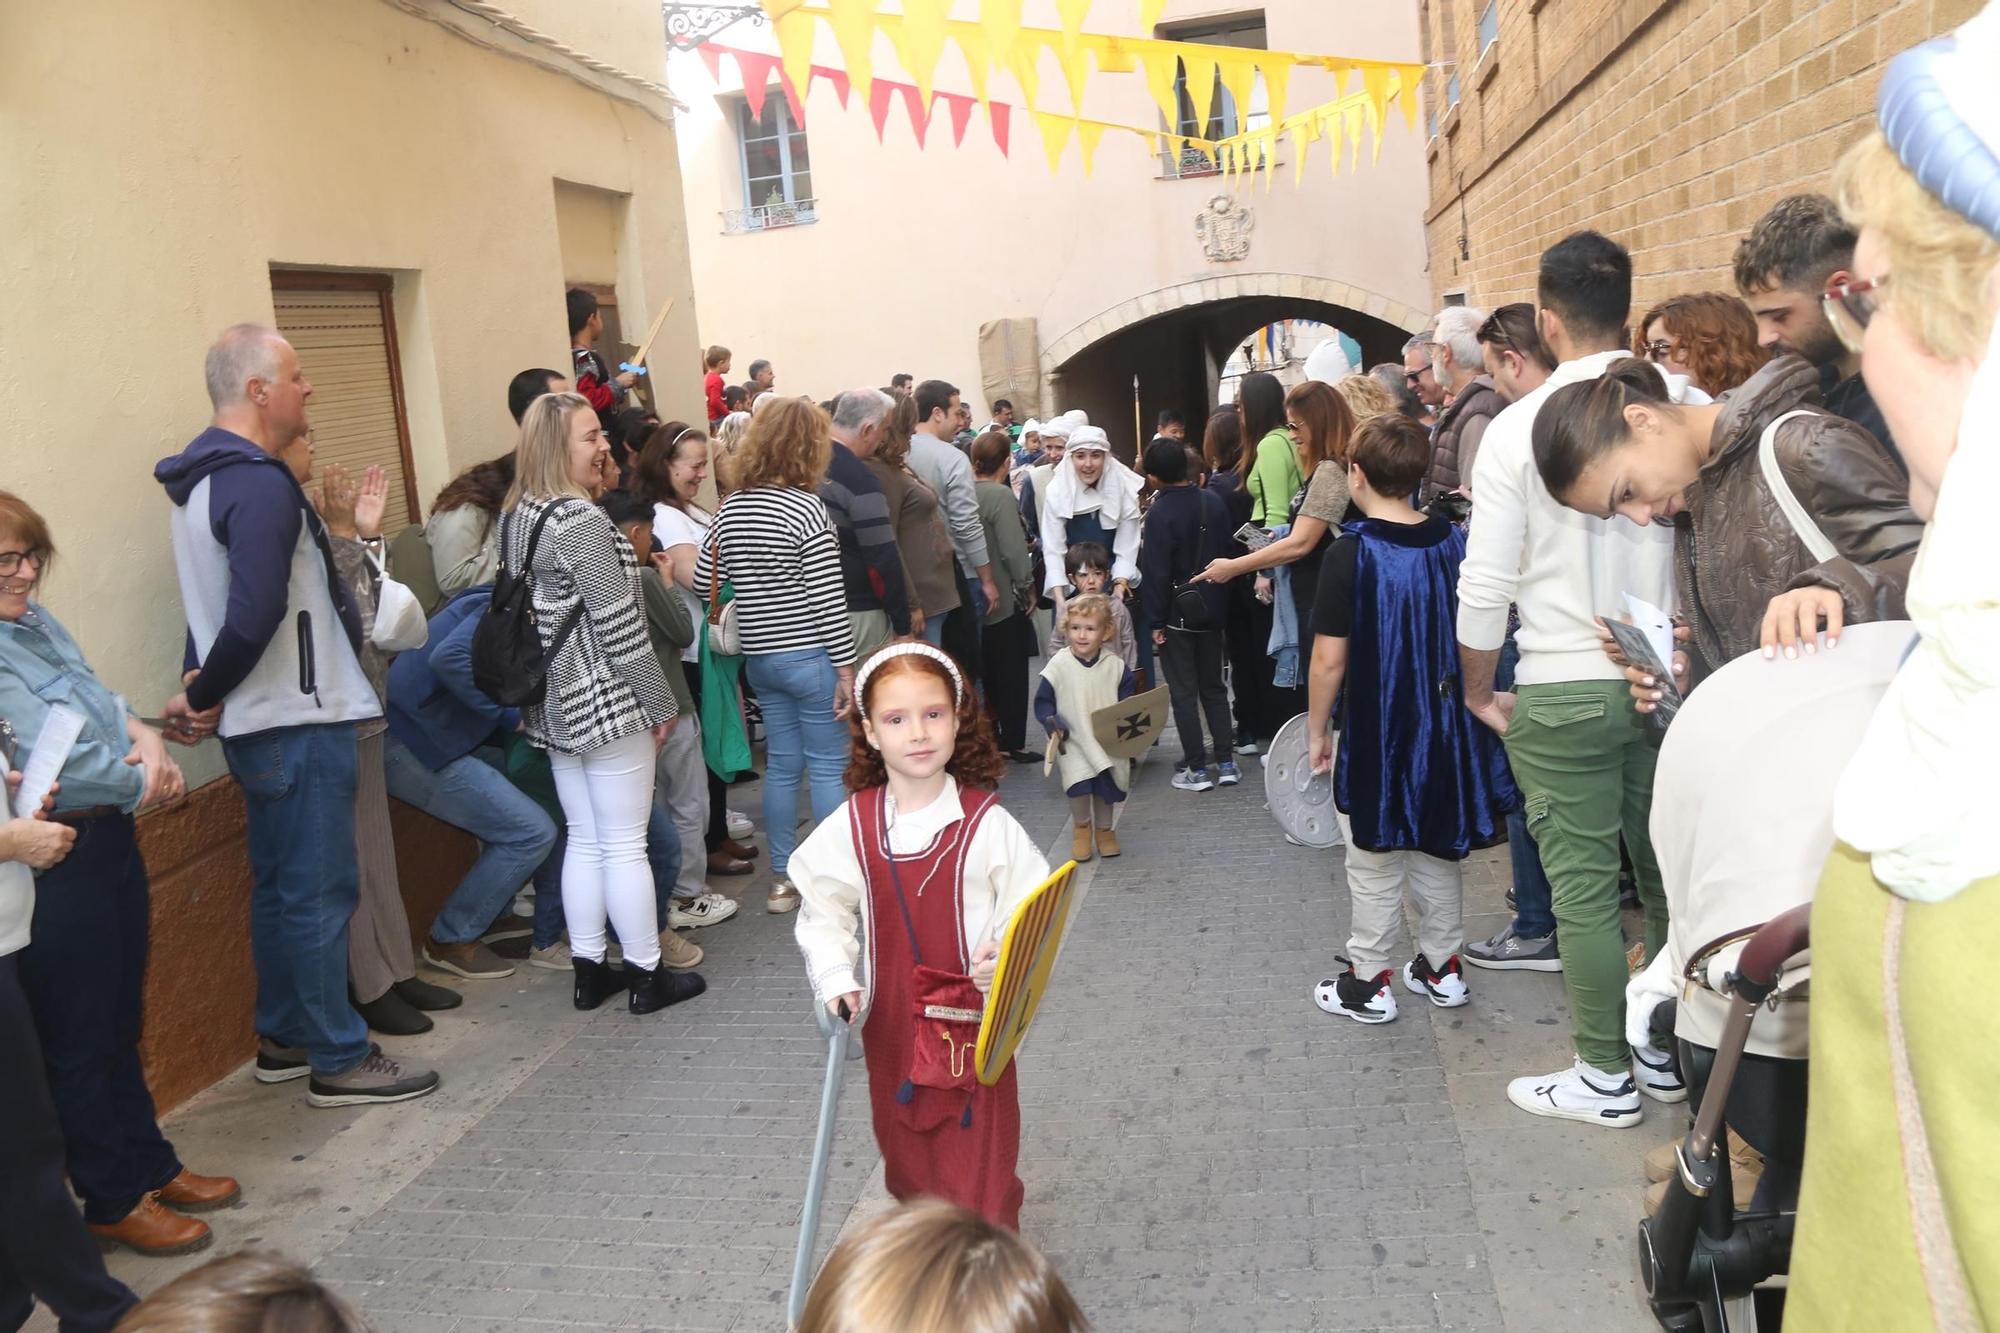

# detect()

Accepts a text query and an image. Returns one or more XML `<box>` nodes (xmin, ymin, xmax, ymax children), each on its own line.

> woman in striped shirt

<box><xmin>695</xmin><ymin>397</ymin><xmax>857</xmax><ymax>914</ymax></box>
<box><xmin>503</xmin><ymin>393</ymin><xmax>704</xmax><ymax>1015</ymax></box>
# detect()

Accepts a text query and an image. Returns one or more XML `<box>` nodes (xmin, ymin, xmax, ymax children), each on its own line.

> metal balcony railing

<box><xmin>721</xmin><ymin>198</ymin><xmax>818</xmax><ymax>234</ymax></box>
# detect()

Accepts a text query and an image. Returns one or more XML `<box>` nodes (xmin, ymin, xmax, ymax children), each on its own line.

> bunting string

<box><xmin>704</xmin><ymin>40</ymin><xmax>1393</xmax><ymax>184</ymax></box>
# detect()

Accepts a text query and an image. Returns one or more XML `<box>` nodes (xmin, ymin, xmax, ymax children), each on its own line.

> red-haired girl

<box><xmin>793</xmin><ymin>643</ymin><xmax>1050</xmax><ymax>1230</ymax></box>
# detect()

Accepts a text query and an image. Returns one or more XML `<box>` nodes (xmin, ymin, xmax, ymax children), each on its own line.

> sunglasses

<box><xmin>1823</xmin><ymin>274</ymin><xmax>1889</xmax><ymax>355</ymax></box>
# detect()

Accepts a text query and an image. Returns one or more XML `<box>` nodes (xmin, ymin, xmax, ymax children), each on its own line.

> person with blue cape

<box><xmin>1303</xmin><ymin>414</ymin><xmax>1517</xmax><ymax>1026</ymax></box>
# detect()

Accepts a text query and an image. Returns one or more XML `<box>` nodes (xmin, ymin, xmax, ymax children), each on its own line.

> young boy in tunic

<box><xmin>1035</xmin><ymin>594</ymin><xmax>1137</xmax><ymax>864</ymax></box>
<box><xmin>1304</xmin><ymin>415</ymin><xmax>1517</xmax><ymax>1025</ymax></box>
<box><xmin>792</xmin><ymin>644</ymin><xmax>1050</xmax><ymax>1230</ymax></box>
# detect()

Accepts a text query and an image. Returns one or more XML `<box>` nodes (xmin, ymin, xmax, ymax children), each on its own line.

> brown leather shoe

<box><xmin>721</xmin><ymin>837</ymin><xmax>761</xmax><ymax>861</ymax></box>
<box><xmin>157</xmin><ymin>1168</ymin><xmax>240</xmax><ymax>1213</ymax></box>
<box><xmin>89</xmin><ymin>1194</ymin><xmax>212</xmax><ymax>1256</ymax></box>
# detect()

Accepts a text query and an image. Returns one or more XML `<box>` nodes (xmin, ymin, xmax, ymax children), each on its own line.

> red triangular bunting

<box><xmin>779</xmin><ymin>70</ymin><xmax>805</xmax><ymax>125</ymax></box>
<box><xmin>734</xmin><ymin>50</ymin><xmax>778</xmax><ymax>120</ymax></box>
<box><xmin>945</xmin><ymin>92</ymin><xmax>974</xmax><ymax>147</ymax></box>
<box><xmin>899</xmin><ymin>83</ymin><xmax>930</xmax><ymax>148</ymax></box>
<box><xmin>989</xmin><ymin>101</ymin><xmax>1011</xmax><ymax>157</ymax></box>
<box><xmin>868</xmin><ymin>80</ymin><xmax>896</xmax><ymax>141</ymax></box>
<box><xmin>824</xmin><ymin>66</ymin><xmax>851</xmax><ymax>108</ymax></box>
<box><xmin>698</xmin><ymin>43</ymin><xmax>722</xmax><ymax>82</ymax></box>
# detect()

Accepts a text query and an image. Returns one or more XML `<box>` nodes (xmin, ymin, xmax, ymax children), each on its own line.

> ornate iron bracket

<box><xmin>661</xmin><ymin>3</ymin><xmax>767</xmax><ymax>51</ymax></box>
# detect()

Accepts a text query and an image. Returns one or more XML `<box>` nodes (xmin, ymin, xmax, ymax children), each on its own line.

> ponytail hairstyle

<box><xmin>1529</xmin><ymin>357</ymin><xmax>1674</xmax><ymax>499</ymax></box>
<box><xmin>843</xmin><ymin>646</ymin><xmax>1006</xmax><ymax>793</ymax></box>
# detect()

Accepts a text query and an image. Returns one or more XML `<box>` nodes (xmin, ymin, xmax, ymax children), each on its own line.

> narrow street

<box><xmin>60</xmin><ymin>718</ymin><xmax>1658</xmax><ymax>1332</ymax></box>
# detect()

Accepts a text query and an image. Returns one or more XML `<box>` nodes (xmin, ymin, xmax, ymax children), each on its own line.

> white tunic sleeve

<box><xmin>964</xmin><ymin>806</ymin><xmax>1054</xmax><ymax>948</ymax></box>
<box><xmin>791</xmin><ymin>799</ymin><xmax>867</xmax><ymax>1005</ymax></box>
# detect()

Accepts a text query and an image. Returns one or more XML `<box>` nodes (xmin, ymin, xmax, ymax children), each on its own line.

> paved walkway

<box><xmin>53</xmin><ymin>711</ymin><xmax>1666</xmax><ymax>1333</ymax></box>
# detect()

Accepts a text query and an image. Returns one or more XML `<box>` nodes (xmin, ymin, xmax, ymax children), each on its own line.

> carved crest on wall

<box><xmin>1196</xmin><ymin>194</ymin><xmax>1253</xmax><ymax>262</ymax></box>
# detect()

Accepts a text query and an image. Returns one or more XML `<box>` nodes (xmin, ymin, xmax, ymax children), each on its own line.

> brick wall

<box><xmin>1419</xmin><ymin>0</ymin><xmax>1983</xmax><ymax>313</ymax></box>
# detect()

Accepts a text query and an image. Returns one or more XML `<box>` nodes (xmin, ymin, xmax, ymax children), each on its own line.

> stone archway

<box><xmin>1040</xmin><ymin>272</ymin><xmax>1431</xmax><ymax>379</ymax></box>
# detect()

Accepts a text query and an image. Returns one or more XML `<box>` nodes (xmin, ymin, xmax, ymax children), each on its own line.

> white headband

<box><xmin>670</xmin><ymin>426</ymin><xmax>700</xmax><ymax>448</ymax></box>
<box><xmin>854</xmin><ymin>642</ymin><xmax>965</xmax><ymax>707</ymax></box>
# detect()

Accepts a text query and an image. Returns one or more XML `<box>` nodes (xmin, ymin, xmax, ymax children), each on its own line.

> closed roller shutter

<box><xmin>271</xmin><ymin>275</ymin><xmax>420</xmax><ymax>533</ymax></box>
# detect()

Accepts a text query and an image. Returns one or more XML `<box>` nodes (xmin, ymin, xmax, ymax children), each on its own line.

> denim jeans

<box><xmin>223</xmin><ymin>723</ymin><xmax>372</xmax><ymax>1076</ymax></box>
<box><xmin>647</xmin><ymin>788</ymin><xmax>683</xmax><ymax>913</ymax></box>
<box><xmin>381</xmin><ymin>736</ymin><xmax>557</xmax><ymax>945</ymax></box>
<box><xmin>1496</xmin><ymin>631</ymin><xmax>1556</xmax><ymax>938</ymax></box>
<box><xmin>549</xmin><ymin>731</ymin><xmax>660</xmax><ymax>969</ymax></box>
<box><xmin>744</xmin><ymin>648</ymin><xmax>848</xmax><ymax>876</ymax></box>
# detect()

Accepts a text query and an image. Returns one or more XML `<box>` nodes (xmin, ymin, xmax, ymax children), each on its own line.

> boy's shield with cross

<box><xmin>1089</xmin><ymin>684</ymin><xmax>1170</xmax><ymax>760</ymax></box>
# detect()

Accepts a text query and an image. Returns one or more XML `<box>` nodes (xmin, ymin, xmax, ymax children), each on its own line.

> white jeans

<box><xmin>1336</xmin><ymin>810</ymin><xmax>1464</xmax><ymax>975</ymax></box>
<box><xmin>550</xmin><ymin>730</ymin><xmax>660</xmax><ymax>970</ymax></box>
<box><xmin>655</xmin><ymin>715</ymin><xmax>710</xmax><ymax>900</ymax></box>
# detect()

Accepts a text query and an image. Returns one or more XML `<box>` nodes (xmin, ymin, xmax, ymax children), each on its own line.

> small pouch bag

<box><xmin>882</xmin><ymin>850</ymin><xmax>986</xmax><ymax>1129</ymax></box>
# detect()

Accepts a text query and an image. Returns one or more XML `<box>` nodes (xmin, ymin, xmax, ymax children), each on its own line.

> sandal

<box><xmin>707</xmin><ymin>851</ymin><xmax>754</xmax><ymax>877</ymax></box>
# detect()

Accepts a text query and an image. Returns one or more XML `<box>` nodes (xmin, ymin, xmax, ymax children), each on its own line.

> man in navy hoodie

<box><xmin>157</xmin><ymin>324</ymin><xmax>438</xmax><ymax>1109</ymax></box>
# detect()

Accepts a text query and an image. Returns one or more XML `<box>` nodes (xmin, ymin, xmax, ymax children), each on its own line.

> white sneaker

<box><xmin>1402</xmin><ymin>954</ymin><xmax>1471</xmax><ymax>1008</ymax></box>
<box><xmin>1235</xmin><ymin>739</ymin><xmax>1260</xmax><ymax>756</ymax></box>
<box><xmin>1632</xmin><ymin>1042</ymin><xmax>1688</xmax><ymax>1104</ymax></box>
<box><xmin>668</xmin><ymin>893</ymin><xmax>740</xmax><ymax>930</ymax></box>
<box><xmin>1313</xmin><ymin>962</ymin><xmax>1399</xmax><ymax>1025</ymax></box>
<box><xmin>528</xmin><ymin>941</ymin><xmax>572</xmax><ymax>971</ymax></box>
<box><xmin>1507</xmin><ymin>1057</ymin><xmax>1644</xmax><ymax>1128</ymax></box>
<box><xmin>726</xmin><ymin>809</ymin><xmax>754</xmax><ymax>840</ymax></box>
<box><xmin>511</xmin><ymin>891</ymin><xmax>534</xmax><ymax>919</ymax></box>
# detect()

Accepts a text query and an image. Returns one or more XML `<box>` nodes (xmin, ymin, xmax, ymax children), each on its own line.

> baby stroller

<box><xmin>1638</xmin><ymin>903</ymin><xmax>1811</xmax><ymax>1332</ymax></box>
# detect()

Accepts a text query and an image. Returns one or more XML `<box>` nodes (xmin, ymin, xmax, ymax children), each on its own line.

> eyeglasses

<box><xmin>1824</xmin><ymin>274</ymin><xmax>1890</xmax><ymax>355</ymax></box>
<box><xmin>1639</xmin><ymin>340</ymin><xmax>1676</xmax><ymax>363</ymax></box>
<box><xmin>1284</xmin><ymin>420</ymin><xmax>1303</xmax><ymax>433</ymax></box>
<box><xmin>0</xmin><ymin>549</ymin><xmax>47</xmax><ymax>578</ymax></box>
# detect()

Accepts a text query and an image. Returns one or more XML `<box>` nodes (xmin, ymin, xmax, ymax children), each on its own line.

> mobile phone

<box><xmin>1232</xmin><ymin>522</ymin><xmax>1275</xmax><ymax>552</ymax></box>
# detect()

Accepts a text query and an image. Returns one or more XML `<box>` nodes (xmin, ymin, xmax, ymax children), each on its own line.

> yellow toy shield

<box><xmin>975</xmin><ymin>860</ymin><xmax>1081</xmax><ymax>1086</ymax></box>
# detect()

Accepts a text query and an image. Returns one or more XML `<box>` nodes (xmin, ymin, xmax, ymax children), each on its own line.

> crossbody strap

<box><xmin>520</xmin><ymin>500</ymin><xmax>585</xmax><ymax>656</ymax></box>
<box><xmin>1757</xmin><ymin>410</ymin><xmax>1838</xmax><ymax>562</ymax></box>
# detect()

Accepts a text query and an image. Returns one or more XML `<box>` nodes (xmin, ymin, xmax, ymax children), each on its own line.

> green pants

<box><xmin>1502</xmin><ymin>680</ymin><xmax>1669</xmax><ymax>1071</ymax></box>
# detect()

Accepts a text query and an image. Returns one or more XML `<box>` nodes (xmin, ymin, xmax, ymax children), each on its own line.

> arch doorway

<box><xmin>1043</xmin><ymin>275</ymin><xmax>1426</xmax><ymax>461</ymax></box>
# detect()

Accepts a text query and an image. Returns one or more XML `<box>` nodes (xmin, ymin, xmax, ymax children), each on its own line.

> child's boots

<box><xmin>1071</xmin><ymin>822</ymin><xmax>1095</xmax><ymax>863</ymax></box>
<box><xmin>1095</xmin><ymin>825</ymin><xmax>1121</xmax><ymax>857</ymax></box>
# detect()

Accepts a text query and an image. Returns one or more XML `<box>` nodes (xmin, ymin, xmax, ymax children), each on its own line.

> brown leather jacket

<box><xmin>1679</xmin><ymin>354</ymin><xmax>1922</xmax><ymax>682</ymax></box>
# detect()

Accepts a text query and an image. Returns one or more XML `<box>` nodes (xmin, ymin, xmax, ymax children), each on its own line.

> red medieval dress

<box><xmin>851</xmin><ymin>783</ymin><xmax>1025</xmax><ymax>1230</ymax></box>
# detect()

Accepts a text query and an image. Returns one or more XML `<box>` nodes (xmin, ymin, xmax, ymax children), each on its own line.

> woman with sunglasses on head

<box><xmin>1529</xmin><ymin>347</ymin><xmax>1924</xmax><ymax>695</ymax></box>
<box><xmin>1632</xmin><ymin>292</ymin><xmax>1769</xmax><ymax>399</ymax></box>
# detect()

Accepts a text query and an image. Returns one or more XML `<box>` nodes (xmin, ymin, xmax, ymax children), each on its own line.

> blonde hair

<box><xmin>116</xmin><ymin>1251</ymin><xmax>372</xmax><ymax>1332</ymax></box>
<box><xmin>732</xmin><ymin>396</ymin><xmax>831</xmax><ymax>492</ymax></box>
<box><xmin>797</xmin><ymin>1200</ymin><xmax>1088</xmax><ymax>1333</ymax></box>
<box><xmin>1835</xmin><ymin>129</ymin><xmax>2000</xmax><ymax>362</ymax></box>
<box><xmin>1062</xmin><ymin>593</ymin><xmax>1113</xmax><ymax>633</ymax></box>
<box><xmin>505</xmin><ymin>391</ymin><xmax>597</xmax><ymax>507</ymax></box>
<box><xmin>1331</xmin><ymin>373</ymin><xmax>1398</xmax><ymax>422</ymax></box>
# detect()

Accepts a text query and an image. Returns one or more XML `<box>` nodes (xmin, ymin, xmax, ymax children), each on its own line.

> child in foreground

<box><xmin>792</xmin><ymin>644</ymin><xmax>1050</xmax><ymax>1230</ymax></box>
<box><xmin>799</xmin><ymin>1198</ymin><xmax>1089</xmax><ymax>1333</ymax></box>
<box><xmin>1044</xmin><ymin>542</ymin><xmax>1138</xmax><ymax>670</ymax></box>
<box><xmin>1304</xmin><ymin>415</ymin><xmax>1516</xmax><ymax>1025</ymax></box>
<box><xmin>115</xmin><ymin>1250</ymin><xmax>370</xmax><ymax>1331</ymax></box>
<box><xmin>1036</xmin><ymin>594</ymin><xmax>1136</xmax><ymax>864</ymax></box>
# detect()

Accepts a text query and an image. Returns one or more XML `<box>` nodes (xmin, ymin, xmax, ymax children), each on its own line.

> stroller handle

<box><xmin>1729</xmin><ymin>902</ymin><xmax>1813</xmax><ymax>1005</ymax></box>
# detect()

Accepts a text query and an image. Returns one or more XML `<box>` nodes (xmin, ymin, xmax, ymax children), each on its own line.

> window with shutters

<box><xmin>269</xmin><ymin>271</ymin><xmax>421</xmax><ymax>532</ymax></box>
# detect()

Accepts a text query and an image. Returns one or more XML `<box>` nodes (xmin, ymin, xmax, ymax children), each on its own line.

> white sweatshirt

<box><xmin>1456</xmin><ymin>350</ymin><xmax>1705</xmax><ymax>686</ymax></box>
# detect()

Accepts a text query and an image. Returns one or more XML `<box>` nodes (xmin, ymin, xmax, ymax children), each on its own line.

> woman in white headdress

<box><xmin>1037</xmin><ymin>426</ymin><xmax>1142</xmax><ymax>619</ymax></box>
<box><xmin>1783</xmin><ymin>9</ymin><xmax>2000</xmax><ymax>1321</ymax></box>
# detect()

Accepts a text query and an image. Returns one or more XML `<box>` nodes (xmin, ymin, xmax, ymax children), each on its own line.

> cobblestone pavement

<box><xmin>59</xmin><ymin>700</ymin><xmax>1666</xmax><ymax>1333</ymax></box>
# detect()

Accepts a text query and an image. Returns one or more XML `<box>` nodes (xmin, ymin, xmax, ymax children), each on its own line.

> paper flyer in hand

<box><xmin>1605</xmin><ymin>594</ymin><xmax>1681</xmax><ymax>726</ymax></box>
<box><xmin>15</xmin><ymin>703</ymin><xmax>84</xmax><ymax>818</ymax></box>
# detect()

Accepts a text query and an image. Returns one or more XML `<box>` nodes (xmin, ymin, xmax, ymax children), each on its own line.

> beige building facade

<box><xmin>670</xmin><ymin>0</ymin><xmax>1434</xmax><ymax>457</ymax></box>
<box><xmin>1</xmin><ymin>0</ymin><xmax>701</xmax><ymax>1104</ymax></box>
<box><xmin>1419</xmin><ymin>0</ymin><xmax>1982</xmax><ymax>311</ymax></box>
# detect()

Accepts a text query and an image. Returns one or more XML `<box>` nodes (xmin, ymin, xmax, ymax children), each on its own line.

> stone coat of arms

<box><xmin>1196</xmin><ymin>194</ymin><xmax>1253</xmax><ymax>262</ymax></box>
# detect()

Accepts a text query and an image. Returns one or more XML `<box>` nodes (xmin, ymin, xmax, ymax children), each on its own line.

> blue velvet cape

<box><xmin>1333</xmin><ymin>517</ymin><xmax>1518</xmax><ymax>858</ymax></box>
